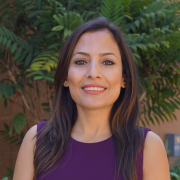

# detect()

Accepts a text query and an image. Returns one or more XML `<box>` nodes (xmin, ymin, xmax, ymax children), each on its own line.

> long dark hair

<box><xmin>33</xmin><ymin>17</ymin><xmax>144</xmax><ymax>180</ymax></box>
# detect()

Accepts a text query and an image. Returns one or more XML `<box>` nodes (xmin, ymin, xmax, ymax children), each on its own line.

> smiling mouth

<box><xmin>81</xmin><ymin>87</ymin><xmax>107</xmax><ymax>94</ymax></box>
<box><xmin>82</xmin><ymin>87</ymin><xmax>106</xmax><ymax>91</ymax></box>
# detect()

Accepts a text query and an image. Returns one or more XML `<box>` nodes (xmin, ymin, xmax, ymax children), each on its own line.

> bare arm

<box><xmin>143</xmin><ymin>131</ymin><xmax>170</xmax><ymax>180</ymax></box>
<box><xmin>13</xmin><ymin>125</ymin><xmax>37</xmax><ymax>180</ymax></box>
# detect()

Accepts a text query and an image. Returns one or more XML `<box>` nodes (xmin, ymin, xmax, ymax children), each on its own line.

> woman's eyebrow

<box><xmin>72</xmin><ymin>52</ymin><xmax>118</xmax><ymax>59</ymax></box>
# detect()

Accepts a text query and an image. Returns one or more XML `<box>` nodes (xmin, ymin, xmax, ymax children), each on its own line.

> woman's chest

<box><xmin>37</xmin><ymin>138</ymin><xmax>124</xmax><ymax>180</ymax></box>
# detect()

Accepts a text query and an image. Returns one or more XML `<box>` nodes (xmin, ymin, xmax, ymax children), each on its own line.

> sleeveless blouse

<box><xmin>36</xmin><ymin>121</ymin><xmax>151</xmax><ymax>180</ymax></box>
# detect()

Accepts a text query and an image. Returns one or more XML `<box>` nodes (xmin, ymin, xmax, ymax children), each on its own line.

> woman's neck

<box><xmin>70</xmin><ymin>105</ymin><xmax>112</xmax><ymax>143</ymax></box>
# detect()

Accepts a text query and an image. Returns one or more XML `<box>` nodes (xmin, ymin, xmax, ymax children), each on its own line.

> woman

<box><xmin>13</xmin><ymin>17</ymin><xmax>170</xmax><ymax>180</ymax></box>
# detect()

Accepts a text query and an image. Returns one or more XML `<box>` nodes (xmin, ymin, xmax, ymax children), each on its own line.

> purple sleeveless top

<box><xmin>36</xmin><ymin>121</ymin><xmax>151</xmax><ymax>180</ymax></box>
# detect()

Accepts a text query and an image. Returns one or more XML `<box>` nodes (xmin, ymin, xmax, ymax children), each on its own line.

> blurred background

<box><xmin>0</xmin><ymin>0</ymin><xmax>180</xmax><ymax>179</ymax></box>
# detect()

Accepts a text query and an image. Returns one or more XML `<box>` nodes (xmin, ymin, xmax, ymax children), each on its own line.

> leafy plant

<box><xmin>1</xmin><ymin>177</ymin><xmax>8</xmax><ymax>180</ymax></box>
<box><xmin>1</xmin><ymin>167</ymin><xmax>13</xmax><ymax>180</ymax></box>
<box><xmin>170</xmin><ymin>159</ymin><xmax>180</xmax><ymax>180</ymax></box>
<box><xmin>166</xmin><ymin>140</ymin><xmax>180</xmax><ymax>180</ymax></box>
<box><xmin>100</xmin><ymin>0</ymin><xmax>180</xmax><ymax>126</ymax></box>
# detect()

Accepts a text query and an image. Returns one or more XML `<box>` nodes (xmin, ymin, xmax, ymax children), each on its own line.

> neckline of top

<box><xmin>70</xmin><ymin>135</ymin><xmax>113</xmax><ymax>144</ymax></box>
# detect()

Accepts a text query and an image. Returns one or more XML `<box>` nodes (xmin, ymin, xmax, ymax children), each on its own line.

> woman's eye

<box><xmin>74</xmin><ymin>59</ymin><xmax>87</xmax><ymax>65</ymax></box>
<box><xmin>102</xmin><ymin>60</ymin><xmax>115</xmax><ymax>65</ymax></box>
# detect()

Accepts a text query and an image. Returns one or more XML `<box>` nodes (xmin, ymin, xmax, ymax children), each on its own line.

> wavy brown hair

<box><xmin>33</xmin><ymin>17</ymin><xmax>144</xmax><ymax>180</ymax></box>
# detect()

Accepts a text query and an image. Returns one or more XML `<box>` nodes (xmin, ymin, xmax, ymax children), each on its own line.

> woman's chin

<box><xmin>79</xmin><ymin>102</ymin><xmax>112</xmax><ymax>110</ymax></box>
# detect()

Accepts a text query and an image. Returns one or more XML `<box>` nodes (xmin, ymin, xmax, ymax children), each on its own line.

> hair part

<box><xmin>33</xmin><ymin>17</ymin><xmax>144</xmax><ymax>180</ymax></box>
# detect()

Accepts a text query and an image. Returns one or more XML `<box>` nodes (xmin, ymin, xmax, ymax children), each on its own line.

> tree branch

<box><xmin>0</xmin><ymin>58</ymin><xmax>36</xmax><ymax>120</ymax></box>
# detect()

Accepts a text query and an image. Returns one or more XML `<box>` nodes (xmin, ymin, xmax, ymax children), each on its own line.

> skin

<box><xmin>13</xmin><ymin>29</ymin><xmax>170</xmax><ymax>180</ymax></box>
<box><xmin>66</xmin><ymin>29</ymin><xmax>125</xmax><ymax>142</ymax></box>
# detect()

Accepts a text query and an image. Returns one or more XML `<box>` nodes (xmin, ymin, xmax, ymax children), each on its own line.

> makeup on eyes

<box><xmin>74</xmin><ymin>59</ymin><xmax>115</xmax><ymax>65</ymax></box>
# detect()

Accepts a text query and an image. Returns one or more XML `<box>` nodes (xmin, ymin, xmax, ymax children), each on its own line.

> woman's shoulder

<box><xmin>19</xmin><ymin>121</ymin><xmax>48</xmax><ymax>146</ymax></box>
<box><xmin>143</xmin><ymin>129</ymin><xmax>170</xmax><ymax>179</ymax></box>
<box><xmin>144</xmin><ymin>130</ymin><xmax>164</xmax><ymax>151</ymax></box>
<box><xmin>13</xmin><ymin>125</ymin><xmax>38</xmax><ymax>179</ymax></box>
<box><xmin>142</xmin><ymin>127</ymin><xmax>164</xmax><ymax>159</ymax></box>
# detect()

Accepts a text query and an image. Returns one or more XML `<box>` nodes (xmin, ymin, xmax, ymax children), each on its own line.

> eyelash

<box><xmin>74</xmin><ymin>59</ymin><xmax>115</xmax><ymax>65</ymax></box>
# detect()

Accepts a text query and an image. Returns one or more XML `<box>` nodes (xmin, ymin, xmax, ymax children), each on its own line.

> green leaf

<box><xmin>37</xmin><ymin>0</ymin><xmax>42</xmax><ymax>9</ymax></box>
<box><xmin>0</xmin><ymin>36</ymin><xmax>3</xmax><ymax>43</ymax></box>
<box><xmin>16</xmin><ymin>50</ymin><xmax>28</xmax><ymax>62</ymax></box>
<box><xmin>6</xmin><ymin>39</ymin><xmax>11</xmax><ymax>49</ymax></box>
<box><xmin>48</xmin><ymin>43</ymin><xmax>61</xmax><ymax>50</ymax></box>
<box><xmin>27</xmin><ymin>11</ymin><xmax>39</xmax><ymax>18</ymax></box>
<box><xmin>0</xmin><ymin>85</ymin><xmax>8</xmax><ymax>98</ymax></box>
<box><xmin>4</xmin><ymin>123</ymin><xmax>9</xmax><ymax>131</ymax></box>
<box><xmin>41</xmin><ymin>102</ymin><xmax>49</xmax><ymax>106</ymax></box>
<box><xmin>45</xmin><ymin>32</ymin><xmax>57</xmax><ymax>39</ymax></box>
<box><xmin>44</xmin><ymin>77</ymin><xmax>54</xmax><ymax>82</ymax></box>
<box><xmin>174</xmin><ymin>99</ymin><xmax>180</xmax><ymax>106</ymax></box>
<box><xmin>9</xmin><ymin>126</ymin><xmax>13</xmax><ymax>136</ymax></box>
<box><xmin>146</xmin><ymin>43</ymin><xmax>155</xmax><ymax>49</ymax></box>
<box><xmin>34</xmin><ymin>76</ymin><xmax>44</xmax><ymax>80</ymax></box>
<box><xmin>169</xmin><ymin>100</ymin><xmax>179</xmax><ymax>109</ymax></box>
<box><xmin>52</xmin><ymin>25</ymin><xmax>64</xmax><ymax>31</ymax></box>
<box><xmin>149</xmin><ymin>75</ymin><xmax>161</xmax><ymax>79</ymax></box>
<box><xmin>25</xmin><ymin>5</ymin><xmax>37</xmax><ymax>11</ymax></box>
<box><xmin>23</xmin><ymin>40</ymin><xmax>30</xmax><ymax>51</ymax></box>
<box><xmin>11</xmin><ymin>43</ymin><xmax>17</xmax><ymax>54</ymax></box>
<box><xmin>24</xmin><ymin>54</ymin><xmax>32</xmax><ymax>67</ymax></box>
<box><xmin>140</xmin><ymin>18</ymin><xmax>146</xmax><ymax>27</ymax></box>
<box><xmin>22</xmin><ymin>1</ymin><xmax>32</xmax><ymax>6</ymax></box>
<box><xmin>124</xmin><ymin>14</ymin><xmax>133</xmax><ymax>20</ymax></box>
<box><xmin>134</xmin><ymin>20</ymin><xmax>140</xmax><ymax>28</ymax></box>
<box><xmin>14</xmin><ymin>47</ymin><xmax>23</xmax><ymax>61</ymax></box>
<box><xmin>136</xmin><ymin>44</ymin><xmax>147</xmax><ymax>51</ymax></box>
<box><xmin>26</xmin><ymin>69</ymin><xmax>44</xmax><ymax>76</ymax></box>
<box><xmin>0</xmin><ymin>0</ymin><xmax>7</xmax><ymax>6</ymax></box>
<box><xmin>153</xmin><ymin>114</ymin><xmax>160</xmax><ymax>125</ymax></box>
<box><xmin>10</xmin><ymin>113</ymin><xmax>27</xmax><ymax>134</ymax></box>
<box><xmin>2</xmin><ymin>177</ymin><xmax>8</xmax><ymax>180</ymax></box>
<box><xmin>4</xmin><ymin>98</ymin><xmax>7</xmax><ymax>109</ymax></box>
<box><xmin>0</xmin><ymin>4</ymin><xmax>9</xmax><ymax>15</ymax></box>
<box><xmin>2</xmin><ymin>37</ymin><xmax>7</xmax><ymax>46</ymax></box>
<box><xmin>53</xmin><ymin>14</ymin><xmax>63</xmax><ymax>25</ymax></box>
<box><xmin>146</xmin><ymin>79</ymin><xmax>152</xmax><ymax>90</ymax></box>
<box><xmin>170</xmin><ymin>172</ymin><xmax>180</xmax><ymax>180</ymax></box>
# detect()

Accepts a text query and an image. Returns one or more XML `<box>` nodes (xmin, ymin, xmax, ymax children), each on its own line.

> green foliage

<box><xmin>0</xmin><ymin>83</ymin><xmax>16</xmax><ymax>100</ymax></box>
<box><xmin>2</xmin><ymin>177</ymin><xmax>8</xmax><ymax>180</ymax></box>
<box><xmin>101</xmin><ymin>0</ymin><xmax>180</xmax><ymax>126</ymax></box>
<box><xmin>26</xmin><ymin>50</ymin><xmax>59</xmax><ymax>82</ymax></box>
<box><xmin>166</xmin><ymin>141</ymin><xmax>180</xmax><ymax>180</ymax></box>
<box><xmin>0</xmin><ymin>113</ymin><xmax>26</xmax><ymax>146</ymax></box>
<box><xmin>100</xmin><ymin>0</ymin><xmax>130</xmax><ymax>28</ymax></box>
<box><xmin>170</xmin><ymin>162</ymin><xmax>180</xmax><ymax>180</ymax></box>
<box><xmin>1</xmin><ymin>167</ymin><xmax>13</xmax><ymax>180</ymax></box>
<box><xmin>52</xmin><ymin>12</ymin><xmax>83</xmax><ymax>40</ymax></box>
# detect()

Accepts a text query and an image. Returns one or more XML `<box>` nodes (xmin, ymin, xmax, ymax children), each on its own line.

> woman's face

<box><xmin>66</xmin><ymin>29</ymin><xmax>125</xmax><ymax>109</ymax></box>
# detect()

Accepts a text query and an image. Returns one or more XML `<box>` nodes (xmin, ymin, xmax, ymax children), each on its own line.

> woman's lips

<box><xmin>81</xmin><ymin>84</ymin><xmax>107</xmax><ymax>94</ymax></box>
<box><xmin>81</xmin><ymin>88</ymin><xmax>106</xmax><ymax>94</ymax></box>
<box><xmin>82</xmin><ymin>87</ymin><xmax>106</xmax><ymax>94</ymax></box>
<box><xmin>82</xmin><ymin>84</ymin><xmax>106</xmax><ymax>89</ymax></box>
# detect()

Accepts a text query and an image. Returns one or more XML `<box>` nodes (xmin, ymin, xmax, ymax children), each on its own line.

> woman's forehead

<box><xmin>72</xmin><ymin>30</ymin><xmax>120</xmax><ymax>55</ymax></box>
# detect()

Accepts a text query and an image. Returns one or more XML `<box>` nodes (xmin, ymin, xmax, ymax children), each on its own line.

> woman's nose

<box><xmin>85</xmin><ymin>60</ymin><xmax>102</xmax><ymax>79</ymax></box>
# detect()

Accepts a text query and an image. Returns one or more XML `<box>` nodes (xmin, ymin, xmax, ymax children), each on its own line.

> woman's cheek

<box><xmin>106</xmin><ymin>68</ymin><xmax>122</xmax><ymax>85</ymax></box>
<box><xmin>68</xmin><ymin>67</ymin><xmax>84</xmax><ymax>95</ymax></box>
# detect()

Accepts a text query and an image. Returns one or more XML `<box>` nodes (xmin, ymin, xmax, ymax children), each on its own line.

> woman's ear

<box><xmin>64</xmin><ymin>80</ymin><xmax>69</xmax><ymax>87</ymax></box>
<box><xmin>121</xmin><ymin>77</ymin><xmax>126</xmax><ymax>88</ymax></box>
